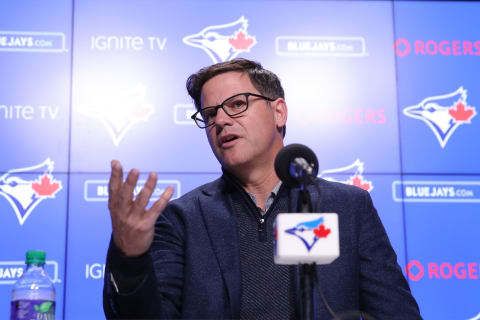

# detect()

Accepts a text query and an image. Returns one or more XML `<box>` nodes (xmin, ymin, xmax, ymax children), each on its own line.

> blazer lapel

<box><xmin>199</xmin><ymin>179</ymin><xmax>241</xmax><ymax>318</ymax></box>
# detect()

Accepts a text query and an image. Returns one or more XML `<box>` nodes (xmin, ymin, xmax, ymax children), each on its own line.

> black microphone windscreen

<box><xmin>274</xmin><ymin>144</ymin><xmax>319</xmax><ymax>187</ymax></box>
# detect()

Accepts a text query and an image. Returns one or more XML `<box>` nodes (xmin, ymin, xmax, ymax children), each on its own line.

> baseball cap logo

<box><xmin>403</xmin><ymin>87</ymin><xmax>477</xmax><ymax>148</ymax></box>
<box><xmin>0</xmin><ymin>158</ymin><xmax>62</xmax><ymax>225</ymax></box>
<box><xmin>183</xmin><ymin>16</ymin><xmax>257</xmax><ymax>63</ymax></box>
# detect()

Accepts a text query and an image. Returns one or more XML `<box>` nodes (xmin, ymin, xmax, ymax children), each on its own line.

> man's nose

<box><xmin>215</xmin><ymin>107</ymin><xmax>233</xmax><ymax>127</ymax></box>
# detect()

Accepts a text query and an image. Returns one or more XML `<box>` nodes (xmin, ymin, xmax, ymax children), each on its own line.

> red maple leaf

<box><xmin>449</xmin><ymin>101</ymin><xmax>476</xmax><ymax>122</ymax></box>
<box><xmin>229</xmin><ymin>31</ymin><xmax>255</xmax><ymax>50</ymax></box>
<box><xmin>32</xmin><ymin>174</ymin><xmax>61</xmax><ymax>197</ymax></box>
<box><xmin>131</xmin><ymin>106</ymin><xmax>152</xmax><ymax>119</ymax></box>
<box><xmin>350</xmin><ymin>175</ymin><xmax>371</xmax><ymax>191</ymax></box>
<box><xmin>313</xmin><ymin>224</ymin><xmax>331</xmax><ymax>238</ymax></box>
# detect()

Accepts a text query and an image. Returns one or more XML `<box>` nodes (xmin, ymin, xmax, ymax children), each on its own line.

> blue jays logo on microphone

<box><xmin>285</xmin><ymin>217</ymin><xmax>331</xmax><ymax>251</ymax></box>
<box><xmin>0</xmin><ymin>159</ymin><xmax>62</xmax><ymax>225</ymax></box>
<box><xmin>183</xmin><ymin>16</ymin><xmax>257</xmax><ymax>63</ymax></box>
<box><xmin>403</xmin><ymin>87</ymin><xmax>477</xmax><ymax>148</ymax></box>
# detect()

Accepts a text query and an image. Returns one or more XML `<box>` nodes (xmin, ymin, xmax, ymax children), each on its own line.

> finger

<box><xmin>118</xmin><ymin>168</ymin><xmax>140</xmax><ymax>209</ymax></box>
<box><xmin>109</xmin><ymin>160</ymin><xmax>123</xmax><ymax>191</ymax></box>
<box><xmin>108</xmin><ymin>160</ymin><xmax>123</xmax><ymax>207</ymax></box>
<box><xmin>133</xmin><ymin>171</ymin><xmax>158</xmax><ymax>213</ymax></box>
<box><xmin>146</xmin><ymin>186</ymin><xmax>174</xmax><ymax>224</ymax></box>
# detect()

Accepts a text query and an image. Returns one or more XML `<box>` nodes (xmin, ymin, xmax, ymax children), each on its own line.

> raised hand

<box><xmin>108</xmin><ymin>160</ymin><xmax>173</xmax><ymax>257</ymax></box>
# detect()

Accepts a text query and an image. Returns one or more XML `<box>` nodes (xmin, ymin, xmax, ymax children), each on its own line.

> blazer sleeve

<box><xmin>103</xmin><ymin>204</ymin><xmax>185</xmax><ymax>319</ymax></box>
<box><xmin>357</xmin><ymin>190</ymin><xmax>422</xmax><ymax>319</ymax></box>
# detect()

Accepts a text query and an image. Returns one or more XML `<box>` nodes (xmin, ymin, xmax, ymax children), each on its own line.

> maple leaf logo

<box><xmin>183</xmin><ymin>16</ymin><xmax>257</xmax><ymax>63</ymax></box>
<box><xmin>0</xmin><ymin>158</ymin><xmax>63</xmax><ymax>225</ymax></box>
<box><xmin>313</xmin><ymin>224</ymin><xmax>331</xmax><ymax>238</ymax></box>
<box><xmin>319</xmin><ymin>159</ymin><xmax>374</xmax><ymax>193</ymax></box>
<box><xmin>32</xmin><ymin>174</ymin><xmax>61</xmax><ymax>198</ymax></box>
<box><xmin>132</xmin><ymin>105</ymin><xmax>153</xmax><ymax>119</ymax></box>
<box><xmin>285</xmin><ymin>217</ymin><xmax>329</xmax><ymax>251</ymax></box>
<box><xmin>403</xmin><ymin>87</ymin><xmax>476</xmax><ymax>148</ymax></box>
<box><xmin>449</xmin><ymin>100</ymin><xmax>476</xmax><ymax>123</ymax></box>
<box><xmin>77</xmin><ymin>83</ymin><xmax>154</xmax><ymax>146</ymax></box>
<box><xmin>348</xmin><ymin>174</ymin><xmax>372</xmax><ymax>192</ymax></box>
<box><xmin>229</xmin><ymin>31</ymin><xmax>255</xmax><ymax>50</ymax></box>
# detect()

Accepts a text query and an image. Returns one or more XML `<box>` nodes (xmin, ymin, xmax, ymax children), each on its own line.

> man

<box><xmin>103</xmin><ymin>59</ymin><xmax>421</xmax><ymax>319</ymax></box>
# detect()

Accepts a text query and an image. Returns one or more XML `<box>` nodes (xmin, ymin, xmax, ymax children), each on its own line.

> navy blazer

<box><xmin>104</xmin><ymin>176</ymin><xmax>421</xmax><ymax>319</ymax></box>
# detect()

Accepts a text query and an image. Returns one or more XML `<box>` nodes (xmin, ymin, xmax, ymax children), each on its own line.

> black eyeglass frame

<box><xmin>191</xmin><ymin>92</ymin><xmax>275</xmax><ymax>128</ymax></box>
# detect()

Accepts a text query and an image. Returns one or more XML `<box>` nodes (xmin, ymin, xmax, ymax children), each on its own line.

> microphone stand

<box><xmin>298</xmin><ymin>185</ymin><xmax>315</xmax><ymax>320</ymax></box>
<box><xmin>282</xmin><ymin>154</ymin><xmax>320</xmax><ymax>320</ymax></box>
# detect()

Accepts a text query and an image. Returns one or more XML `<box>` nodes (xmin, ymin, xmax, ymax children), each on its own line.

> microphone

<box><xmin>274</xmin><ymin>144</ymin><xmax>340</xmax><ymax>320</ymax></box>
<box><xmin>273</xmin><ymin>144</ymin><xmax>339</xmax><ymax>265</ymax></box>
<box><xmin>274</xmin><ymin>143</ymin><xmax>319</xmax><ymax>188</ymax></box>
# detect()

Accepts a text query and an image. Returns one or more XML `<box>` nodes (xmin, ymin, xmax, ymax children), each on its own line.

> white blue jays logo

<box><xmin>77</xmin><ymin>83</ymin><xmax>154</xmax><ymax>146</ymax></box>
<box><xmin>403</xmin><ymin>87</ymin><xmax>477</xmax><ymax>148</ymax></box>
<box><xmin>285</xmin><ymin>217</ymin><xmax>331</xmax><ymax>251</ymax></box>
<box><xmin>0</xmin><ymin>159</ymin><xmax>62</xmax><ymax>225</ymax></box>
<box><xmin>319</xmin><ymin>159</ymin><xmax>373</xmax><ymax>192</ymax></box>
<box><xmin>183</xmin><ymin>16</ymin><xmax>257</xmax><ymax>63</ymax></box>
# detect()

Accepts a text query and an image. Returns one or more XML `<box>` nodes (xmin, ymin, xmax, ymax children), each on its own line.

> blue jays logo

<box><xmin>403</xmin><ymin>87</ymin><xmax>477</xmax><ymax>148</ymax></box>
<box><xmin>319</xmin><ymin>159</ymin><xmax>373</xmax><ymax>192</ymax></box>
<box><xmin>77</xmin><ymin>83</ymin><xmax>154</xmax><ymax>146</ymax></box>
<box><xmin>183</xmin><ymin>16</ymin><xmax>257</xmax><ymax>63</ymax></box>
<box><xmin>0</xmin><ymin>159</ymin><xmax>62</xmax><ymax>225</ymax></box>
<box><xmin>285</xmin><ymin>217</ymin><xmax>331</xmax><ymax>251</ymax></box>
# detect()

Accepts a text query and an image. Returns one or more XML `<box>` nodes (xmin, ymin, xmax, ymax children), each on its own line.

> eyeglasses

<box><xmin>191</xmin><ymin>92</ymin><xmax>275</xmax><ymax>128</ymax></box>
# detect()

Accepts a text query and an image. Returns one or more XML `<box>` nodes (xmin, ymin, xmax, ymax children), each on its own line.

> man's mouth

<box><xmin>219</xmin><ymin>135</ymin><xmax>239</xmax><ymax>147</ymax></box>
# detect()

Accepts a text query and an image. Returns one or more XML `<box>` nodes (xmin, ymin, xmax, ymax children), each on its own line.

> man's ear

<box><xmin>273</xmin><ymin>98</ymin><xmax>288</xmax><ymax>128</ymax></box>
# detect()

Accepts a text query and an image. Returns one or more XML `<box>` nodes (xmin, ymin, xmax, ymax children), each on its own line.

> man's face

<box><xmin>200</xmin><ymin>71</ymin><xmax>287</xmax><ymax>172</ymax></box>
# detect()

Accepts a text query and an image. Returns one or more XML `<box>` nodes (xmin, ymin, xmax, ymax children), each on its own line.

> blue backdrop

<box><xmin>1</xmin><ymin>1</ymin><xmax>479</xmax><ymax>319</ymax></box>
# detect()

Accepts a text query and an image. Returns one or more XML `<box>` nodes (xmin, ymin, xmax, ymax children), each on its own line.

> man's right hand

<box><xmin>108</xmin><ymin>160</ymin><xmax>174</xmax><ymax>257</ymax></box>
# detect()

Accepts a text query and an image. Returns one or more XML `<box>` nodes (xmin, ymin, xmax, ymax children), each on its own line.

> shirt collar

<box><xmin>246</xmin><ymin>181</ymin><xmax>282</xmax><ymax>213</ymax></box>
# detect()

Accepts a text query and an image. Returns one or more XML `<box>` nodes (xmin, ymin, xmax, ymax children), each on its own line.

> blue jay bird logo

<box><xmin>77</xmin><ymin>83</ymin><xmax>154</xmax><ymax>146</ymax></box>
<box><xmin>285</xmin><ymin>217</ymin><xmax>331</xmax><ymax>251</ymax></box>
<box><xmin>403</xmin><ymin>87</ymin><xmax>476</xmax><ymax>148</ymax></box>
<box><xmin>183</xmin><ymin>16</ymin><xmax>257</xmax><ymax>63</ymax></box>
<box><xmin>0</xmin><ymin>159</ymin><xmax>62</xmax><ymax>225</ymax></box>
<box><xmin>319</xmin><ymin>159</ymin><xmax>373</xmax><ymax>192</ymax></box>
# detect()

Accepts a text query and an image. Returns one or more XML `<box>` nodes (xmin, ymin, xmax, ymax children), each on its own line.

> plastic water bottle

<box><xmin>10</xmin><ymin>250</ymin><xmax>56</xmax><ymax>320</ymax></box>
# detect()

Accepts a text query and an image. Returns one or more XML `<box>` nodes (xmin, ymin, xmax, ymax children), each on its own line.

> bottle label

<box><xmin>10</xmin><ymin>300</ymin><xmax>55</xmax><ymax>320</ymax></box>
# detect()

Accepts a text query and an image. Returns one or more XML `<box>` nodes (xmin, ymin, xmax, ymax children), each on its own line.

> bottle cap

<box><xmin>26</xmin><ymin>250</ymin><xmax>46</xmax><ymax>264</ymax></box>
